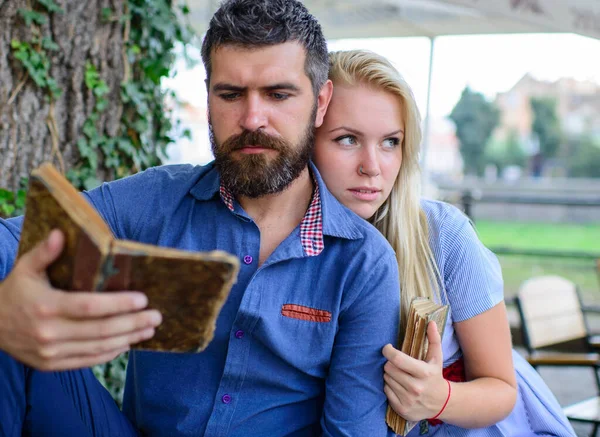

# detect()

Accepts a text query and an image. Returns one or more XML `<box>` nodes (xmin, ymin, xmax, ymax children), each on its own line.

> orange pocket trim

<box><xmin>281</xmin><ymin>304</ymin><xmax>332</xmax><ymax>323</ymax></box>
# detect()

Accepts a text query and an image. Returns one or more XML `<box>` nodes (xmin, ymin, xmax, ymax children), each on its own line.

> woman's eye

<box><xmin>382</xmin><ymin>138</ymin><xmax>400</xmax><ymax>149</ymax></box>
<box><xmin>334</xmin><ymin>135</ymin><xmax>357</xmax><ymax>147</ymax></box>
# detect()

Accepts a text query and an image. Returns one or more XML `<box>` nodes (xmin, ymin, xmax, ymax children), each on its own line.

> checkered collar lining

<box><xmin>219</xmin><ymin>176</ymin><xmax>323</xmax><ymax>256</ymax></box>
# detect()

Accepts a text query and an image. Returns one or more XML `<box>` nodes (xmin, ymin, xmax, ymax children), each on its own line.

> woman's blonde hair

<box><xmin>328</xmin><ymin>50</ymin><xmax>443</xmax><ymax>337</ymax></box>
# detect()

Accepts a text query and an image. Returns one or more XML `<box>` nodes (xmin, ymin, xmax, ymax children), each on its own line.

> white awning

<box><xmin>186</xmin><ymin>0</ymin><xmax>600</xmax><ymax>40</ymax></box>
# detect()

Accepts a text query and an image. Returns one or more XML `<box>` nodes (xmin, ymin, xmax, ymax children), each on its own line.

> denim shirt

<box><xmin>0</xmin><ymin>162</ymin><xmax>400</xmax><ymax>437</ymax></box>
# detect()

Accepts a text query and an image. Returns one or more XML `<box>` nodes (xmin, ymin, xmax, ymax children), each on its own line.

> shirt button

<box><xmin>243</xmin><ymin>255</ymin><xmax>253</xmax><ymax>265</ymax></box>
<box><xmin>235</xmin><ymin>330</ymin><xmax>244</xmax><ymax>339</ymax></box>
<box><xmin>222</xmin><ymin>394</ymin><xmax>231</xmax><ymax>404</ymax></box>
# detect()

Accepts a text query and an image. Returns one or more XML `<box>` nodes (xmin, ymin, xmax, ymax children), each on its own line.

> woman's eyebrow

<box><xmin>328</xmin><ymin>126</ymin><xmax>363</xmax><ymax>135</ymax></box>
<box><xmin>383</xmin><ymin>129</ymin><xmax>404</xmax><ymax>137</ymax></box>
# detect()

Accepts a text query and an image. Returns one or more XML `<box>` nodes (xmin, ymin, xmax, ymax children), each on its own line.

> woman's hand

<box><xmin>382</xmin><ymin>321</ymin><xmax>448</xmax><ymax>422</ymax></box>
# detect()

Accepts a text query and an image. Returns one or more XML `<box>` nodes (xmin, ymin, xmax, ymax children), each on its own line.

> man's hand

<box><xmin>0</xmin><ymin>230</ymin><xmax>162</xmax><ymax>370</ymax></box>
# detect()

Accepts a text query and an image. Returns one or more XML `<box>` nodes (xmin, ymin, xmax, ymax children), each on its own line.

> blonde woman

<box><xmin>314</xmin><ymin>49</ymin><xmax>575</xmax><ymax>436</ymax></box>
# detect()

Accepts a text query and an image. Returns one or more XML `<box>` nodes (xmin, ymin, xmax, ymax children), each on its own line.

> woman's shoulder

<box><xmin>419</xmin><ymin>198</ymin><xmax>471</xmax><ymax>233</ymax></box>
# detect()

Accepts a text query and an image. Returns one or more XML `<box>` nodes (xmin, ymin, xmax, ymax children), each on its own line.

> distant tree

<box><xmin>484</xmin><ymin>129</ymin><xmax>527</xmax><ymax>176</ymax></box>
<box><xmin>449</xmin><ymin>87</ymin><xmax>500</xmax><ymax>176</ymax></box>
<box><xmin>500</xmin><ymin>129</ymin><xmax>527</xmax><ymax>169</ymax></box>
<box><xmin>530</xmin><ymin>97</ymin><xmax>561</xmax><ymax>163</ymax></box>
<box><xmin>568</xmin><ymin>135</ymin><xmax>600</xmax><ymax>178</ymax></box>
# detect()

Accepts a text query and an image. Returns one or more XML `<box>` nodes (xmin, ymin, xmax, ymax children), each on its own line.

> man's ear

<box><xmin>205</xmin><ymin>78</ymin><xmax>209</xmax><ymax>93</ymax></box>
<box><xmin>314</xmin><ymin>79</ymin><xmax>333</xmax><ymax>128</ymax></box>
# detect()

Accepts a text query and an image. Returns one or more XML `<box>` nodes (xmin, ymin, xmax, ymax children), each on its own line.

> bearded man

<box><xmin>0</xmin><ymin>1</ymin><xmax>400</xmax><ymax>435</ymax></box>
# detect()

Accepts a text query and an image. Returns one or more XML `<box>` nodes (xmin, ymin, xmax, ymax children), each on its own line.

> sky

<box><xmin>163</xmin><ymin>32</ymin><xmax>600</xmax><ymax>165</ymax></box>
<box><xmin>328</xmin><ymin>33</ymin><xmax>600</xmax><ymax>118</ymax></box>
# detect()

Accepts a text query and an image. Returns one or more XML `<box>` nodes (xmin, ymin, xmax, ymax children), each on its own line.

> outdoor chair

<box><xmin>516</xmin><ymin>275</ymin><xmax>600</xmax><ymax>436</ymax></box>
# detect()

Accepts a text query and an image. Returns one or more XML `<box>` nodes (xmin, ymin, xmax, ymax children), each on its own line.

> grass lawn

<box><xmin>472</xmin><ymin>220</ymin><xmax>600</xmax><ymax>302</ymax></box>
<box><xmin>474</xmin><ymin>220</ymin><xmax>600</xmax><ymax>252</ymax></box>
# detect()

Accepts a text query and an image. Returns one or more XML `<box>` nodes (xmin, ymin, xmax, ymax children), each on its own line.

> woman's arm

<box><xmin>383</xmin><ymin>301</ymin><xmax>517</xmax><ymax>428</ymax></box>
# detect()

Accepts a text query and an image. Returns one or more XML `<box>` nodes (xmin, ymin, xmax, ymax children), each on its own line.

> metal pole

<box><xmin>420</xmin><ymin>36</ymin><xmax>435</xmax><ymax>192</ymax></box>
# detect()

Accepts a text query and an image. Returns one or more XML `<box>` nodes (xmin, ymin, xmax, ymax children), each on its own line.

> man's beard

<box><xmin>210</xmin><ymin>113</ymin><xmax>315</xmax><ymax>199</ymax></box>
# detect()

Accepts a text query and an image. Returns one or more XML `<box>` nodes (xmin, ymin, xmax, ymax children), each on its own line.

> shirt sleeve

<box><xmin>0</xmin><ymin>217</ymin><xmax>24</xmax><ymax>281</ymax></box>
<box><xmin>83</xmin><ymin>167</ymin><xmax>159</xmax><ymax>240</ymax></box>
<box><xmin>320</xmin><ymin>251</ymin><xmax>400</xmax><ymax>437</ymax></box>
<box><xmin>440</xmin><ymin>210</ymin><xmax>504</xmax><ymax>322</ymax></box>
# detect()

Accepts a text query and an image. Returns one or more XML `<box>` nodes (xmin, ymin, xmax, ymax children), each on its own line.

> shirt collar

<box><xmin>189</xmin><ymin>161</ymin><xmax>362</xmax><ymax>245</ymax></box>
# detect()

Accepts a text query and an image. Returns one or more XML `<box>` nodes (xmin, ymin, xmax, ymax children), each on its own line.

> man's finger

<box><xmin>32</xmin><ymin>347</ymin><xmax>131</xmax><ymax>372</ymax></box>
<box><xmin>425</xmin><ymin>321</ymin><xmax>443</xmax><ymax>365</ymax></box>
<box><xmin>53</xmin><ymin>309</ymin><xmax>162</xmax><ymax>341</ymax></box>
<box><xmin>39</xmin><ymin>326</ymin><xmax>155</xmax><ymax>362</ymax></box>
<box><xmin>56</xmin><ymin>291</ymin><xmax>151</xmax><ymax>319</ymax></box>
<box><xmin>19</xmin><ymin>229</ymin><xmax>65</xmax><ymax>276</ymax></box>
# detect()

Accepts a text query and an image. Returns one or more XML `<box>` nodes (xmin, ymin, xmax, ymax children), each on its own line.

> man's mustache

<box><xmin>220</xmin><ymin>130</ymin><xmax>288</xmax><ymax>153</ymax></box>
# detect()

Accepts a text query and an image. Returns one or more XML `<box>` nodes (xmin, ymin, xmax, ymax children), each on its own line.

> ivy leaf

<box><xmin>95</xmin><ymin>98</ymin><xmax>109</xmax><ymax>112</ymax></box>
<box><xmin>15</xmin><ymin>190</ymin><xmax>27</xmax><ymax>209</ymax></box>
<box><xmin>37</xmin><ymin>0</ymin><xmax>64</xmax><ymax>14</ymax></box>
<box><xmin>101</xmin><ymin>7</ymin><xmax>113</xmax><ymax>22</ymax></box>
<box><xmin>0</xmin><ymin>189</ymin><xmax>14</xmax><ymax>203</ymax></box>
<box><xmin>82</xmin><ymin>119</ymin><xmax>97</xmax><ymax>139</ymax></box>
<box><xmin>18</xmin><ymin>8</ymin><xmax>47</xmax><ymax>26</ymax></box>
<box><xmin>10</xmin><ymin>39</ymin><xmax>24</xmax><ymax>50</ymax></box>
<box><xmin>85</xmin><ymin>62</ymin><xmax>100</xmax><ymax>88</ymax></box>
<box><xmin>93</xmin><ymin>82</ymin><xmax>110</xmax><ymax>97</ymax></box>
<box><xmin>46</xmin><ymin>77</ymin><xmax>61</xmax><ymax>94</ymax></box>
<box><xmin>0</xmin><ymin>204</ymin><xmax>16</xmax><ymax>217</ymax></box>
<box><xmin>42</xmin><ymin>37</ymin><xmax>60</xmax><ymax>51</ymax></box>
<box><xmin>83</xmin><ymin>177</ymin><xmax>101</xmax><ymax>191</ymax></box>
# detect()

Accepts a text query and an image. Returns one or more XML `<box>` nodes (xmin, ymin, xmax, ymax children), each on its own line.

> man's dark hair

<box><xmin>201</xmin><ymin>0</ymin><xmax>329</xmax><ymax>96</ymax></box>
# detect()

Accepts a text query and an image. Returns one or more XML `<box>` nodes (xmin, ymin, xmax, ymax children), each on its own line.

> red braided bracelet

<box><xmin>429</xmin><ymin>379</ymin><xmax>451</xmax><ymax>421</ymax></box>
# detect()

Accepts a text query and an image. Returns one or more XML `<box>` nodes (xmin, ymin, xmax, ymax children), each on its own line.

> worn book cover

<box><xmin>17</xmin><ymin>163</ymin><xmax>240</xmax><ymax>353</ymax></box>
<box><xmin>386</xmin><ymin>297</ymin><xmax>450</xmax><ymax>435</ymax></box>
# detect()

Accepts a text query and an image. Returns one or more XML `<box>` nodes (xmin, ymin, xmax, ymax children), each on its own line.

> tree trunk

<box><xmin>0</xmin><ymin>0</ymin><xmax>125</xmax><ymax>192</ymax></box>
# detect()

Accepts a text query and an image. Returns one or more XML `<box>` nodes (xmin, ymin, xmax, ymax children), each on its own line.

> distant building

<box><xmin>423</xmin><ymin>116</ymin><xmax>462</xmax><ymax>178</ymax></box>
<box><xmin>495</xmin><ymin>73</ymin><xmax>600</xmax><ymax>147</ymax></box>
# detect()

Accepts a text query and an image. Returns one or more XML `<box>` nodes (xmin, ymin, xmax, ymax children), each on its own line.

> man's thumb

<box><xmin>20</xmin><ymin>229</ymin><xmax>65</xmax><ymax>275</ymax></box>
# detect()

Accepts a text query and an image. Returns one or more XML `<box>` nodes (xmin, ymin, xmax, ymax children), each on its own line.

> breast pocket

<box><xmin>281</xmin><ymin>304</ymin><xmax>332</xmax><ymax>323</ymax></box>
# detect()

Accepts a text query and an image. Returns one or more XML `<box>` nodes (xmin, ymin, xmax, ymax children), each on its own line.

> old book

<box><xmin>386</xmin><ymin>297</ymin><xmax>450</xmax><ymax>436</ymax></box>
<box><xmin>17</xmin><ymin>163</ymin><xmax>240</xmax><ymax>353</ymax></box>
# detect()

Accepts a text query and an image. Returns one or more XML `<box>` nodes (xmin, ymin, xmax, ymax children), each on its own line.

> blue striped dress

<box><xmin>397</xmin><ymin>200</ymin><xmax>576</xmax><ymax>437</ymax></box>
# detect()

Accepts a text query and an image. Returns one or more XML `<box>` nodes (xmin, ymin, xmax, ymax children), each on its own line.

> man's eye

<box><xmin>219</xmin><ymin>93</ymin><xmax>239</xmax><ymax>101</ymax></box>
<box><xmin>334</xmin><ymin>135</ymin><xmax>357</xmax><ymax>147</ymax></box>
<box><xmin>270</xmin><ymin>92</ymin><xmax>289</xmax><ymax>101</ymax></box>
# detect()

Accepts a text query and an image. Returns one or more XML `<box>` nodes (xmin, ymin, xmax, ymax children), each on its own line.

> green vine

<box><xmin>3</xmin><ymin>0</ymin><xmax>63</xmax><ymax>217</ymax></box>
<box><xmin>66</xmin><ymin>0</ymin><xmax>194</xmax><ymax>191</ymax></box>
<box><xmin>11</xmin><ymin>0</ymin><xmax>63</xmax><ymax>100</ymax></box>
<box><xmin>5</xmin><ymin>0</ymin><xmax>195</xmax><ymax>402</ymax></box>
<box><xmin>0</xmin><ymin>180</ymin><xmax>26</xmax><ymax>219</ymax></box>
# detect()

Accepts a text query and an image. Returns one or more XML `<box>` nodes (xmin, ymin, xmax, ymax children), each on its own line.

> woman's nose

<box><xmin>358</xmin><ymin>150</ymin><xmax>381</xmax><ymax>177</ymax></box>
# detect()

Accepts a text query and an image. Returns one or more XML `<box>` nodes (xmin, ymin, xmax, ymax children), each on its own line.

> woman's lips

<box><xmin>348</xmin><ymin>188</ymin><xmax>381</xmax><ymax>201</ymax></box>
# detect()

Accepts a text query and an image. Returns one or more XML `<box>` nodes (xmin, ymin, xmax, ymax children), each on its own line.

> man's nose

<box><xmin>240</xmin><ymin>94</ymin><xmax>268</xmax><ymax>132</ymax></box>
